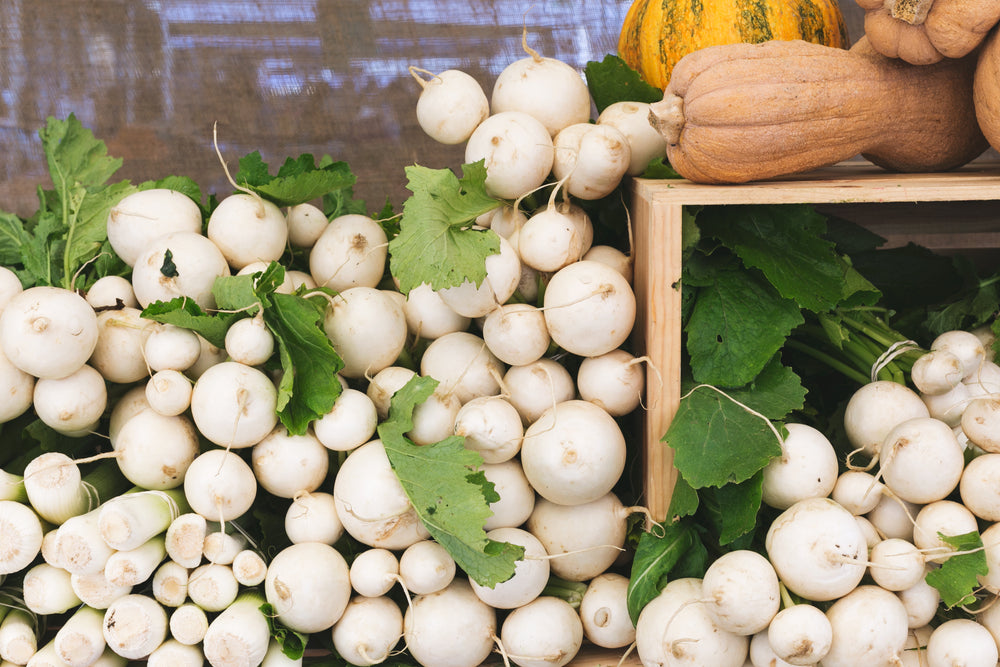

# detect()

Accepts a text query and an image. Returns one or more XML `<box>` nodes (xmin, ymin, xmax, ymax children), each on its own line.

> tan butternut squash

<box><xmin>975</xmin><ymin>25</ymin><xmax>1000</xmax><ymax>152</ymax></box>
<box><xmin>855</xmin><ymin>0</ymin><xmax>1000</xmax><ymax>65</ymax></box>
<box><xmin>649</xmin><ymin>37</ymin><xmax>988</xmax><ymax>184</ymax></box>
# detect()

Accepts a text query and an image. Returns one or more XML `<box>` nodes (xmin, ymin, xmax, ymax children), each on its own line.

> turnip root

<box><xmin>419</xmin><ymin>331</ymin><xmax>504</xmax><ymax>404</ymax></box>
<box><xmin>597</xmin><ymin>101</ymin><xmax>668</xmax><ymax>175</ymax></box>
<box><xmin>931</xmin><ymin>329</ymin><xmax>986</xmax><ymax>379</ymax></box>
<box><xmin>309</xmin><ymin>213</ymin><xmax>388</xmax><ymax>292</ymax></box>
<box><xmin>284</xmin><ymin>201</ymin><xmax>328</xmax><ymax>248</ymax></box>
<box><xmin>502</xmin><ymin>358</ymin><xmax>576</xmax><ymax>425</ymax></box>
<box><xmin>0</xmin><ymin>285</ymin><xmax>99</xmax><ymax>380</ymax></box>
<box><xmin>102</xmin><ymin>593</ymin><xmax>169</xmax><ymax>660</ymax></box>
<box><xmin>0</xmin><ymin>265</ymin><xmax>23</xmax><ymax>312</ymax></box>
<box><xmin>398</xmin><ymin>539</ymin><xmax>456</xmax><ymax>596</ymax></box>
<box><xmin>551</xmin><ymin>123</ymin><xmax>631</xmax><ymax>201</ymax></box>
<box><xmin>142</xmin><ymin>323</ymin><xmax>202</xmax><ymax>373</ymax></box>
<box><xmin>469</xmin><ymin>527</ymin><xmax>548</xmax><ymax>609</ymax></box>
<box><xmin>526</xmin><ymin>492</ymin><xmax>629</xmax><ymax>582</ymax></box>
<box><xmin>910</xmin><ymin>348</ymin><xmax>964</xmax><ymax>395</ymax></box>
<box><xmin>113</xmin><ymin>409</ymin><xmax>199</xmax><ymax>490</ymax></box>
<box><xmin>85</xmin><ymin>274</ymin><xmax>139</xmax><ymax>309</ymax></box>
<box><xmin>634</xmin><ymin>577</ymin><xmax>749</xmax><ymax>667</ymax></box>
<box><xmin>89</xmin><ymin>307</ymin><xmax>150</xmax><ymax>384</ymax></box>
<box><xmin>324</xmin><ymin>286</ymin><xmax>407</xmax><ymax>379</ymax></box>
<box><xmin>106</xmin><ymin>188</ymin><xmax>202</xmax><ymax>267</ymax></box>
<box><xmin>897</xmin><ymin>573</ymin><xmax>941</xmax><ymax>629</ymax></box>
<box><xmin>437</xmin><ymin>232</ymin><xmax>521</xmax><ymax>319</ymax></box>
<box><xmin>131</xmin><ymin>231</ymin><xmax>231</xmax><ymax>310</ymax></box>
<box><xmin>490</xmin><ymin>52</ymin><xmax>591</xmax><ymax>137</ymax></box>
<box><xmin>960</xmin><ymin>452</ymin><xmax>1000</xmax><ymax>520</ymax></box>
<box><xmin>911</xmin><ymin>500</ymin><xmax>978</xmax><ymax>564</ymax></box>
<box><xmin>251</xmin><ymin>426</ymin><xmax>329</xmax><ymax>499</ymax></box>
<box><xmin>578</xmin><ymin>573</ymin><xmax>635</xmax><ymax>650</ymax></box>
<box><xmin>960</xmin><ymin>396</ymin><xmax>1000</xmax><ymax>452</ymax></box>
<box><xmin>701</xmin><ymin>549</ymin><xmax>780</xmax><ymax>636</ymax></box>
<box><xmin>183</xmin><ymin>449</ymin><xmax>258</xmax><ymax>523</ymax></box>
<box><xmin>32</xmin><ymin>363</ymin><xmax>107</xmax><ymax>436</ymax></box>
<box><xmin>453</xmin><ymin>395</ymin><xmax>524</xmax><ymax>464</ymax></box>
<box><xmin>265</xmin><ymin>542</ymin><xmax>351</xmax><ymax>633</ymax></box>
<box><xmin>766</xmin><ymin>603</ymin><xmax>832</xmax><ymax>666</ymax></box>
<box><xmin>331</xmin><ymin>595</ymin><xmax>404</xmax><ymax>666</ymax></box>
<box><xmin>349</xmin><ymin>547</ymin><xmax>399</xmax><ymax>598</ymax></box>
<box><xmin>403</xmin><ymin>578</ymin><xmax>496</xmax><ymax>667</ymax></box>
<box><xmin>190</xmin><ymin>361</ymin><xmax>278</xmax><ymax>449</ymax></box>
<box><xmin>868</xmin><ymin>538</ymin><xmax>926</xmax><ymax>592</ymax></box>
<box><xmin>284</xmin><ymin>491</ymin><xmax>343</xmax><ymax>545</ymax></box>
<box><xmin>333</xmin><ymin>439</ymin><xmax>430</xmax><ymax>550</ymax></box>
<box><xmin>223</xmin><ymin>314</ymin><xmax>274</xmax><ymax>367</ymax></box>
<box><xmin>925</xmin><ymin>618</ymin><xmax>998</xmax><ymax>667</ymax></box>
<box><xmin>517</xmin><ymin>201</ymin><xmax>589</xmax><ymax>273</ymax></box>
<box><xmin>313</xmin><ymin>387</ymin><xmax>379</xmax><ymax>452</ymax></box>
<box><xmin>498</xmin><ymin>596</ymin><xmax>583</xmax><ymax>667</ymax></box>
<box><xmin>866</xmin><ymin>493</ymin><xmax>921</xmax><ymax>542</ymax></box>
<box><xmin>366</xmin><ymin>365</ymin><xmax>418</xmax><ymax>420</ymax></box>
<box><xmin>821</xmin><ymin>585</ymin><xmax>909</xmax><ymax>667</ymax></box>
<box><xmin>0</xmin><ymin>343</ymin><xmax>34</xmax><ymax>423</ymax></box>
<box><xmin>542</xmin><ymin>260</ymin><xmax>636</xmax><ymax>358</ymax></box>
<box><xmin>764</xmin><ymin>497</ymin><xmax>867</xmax><ymax>602</ymax></box>
<box><xmin>843</xmin><ymin>380</ymin><xmax>929</xmax><ymax>459</ymax></box>
<box><xmin>878</xmin><ymin>416</ymin><xmax>964</xmax><ymax>504</ymax></box>
<box><xmin>760</xmin><ymin>422</ymin><xmax>839</xmax><ymax>510</ymax></box>
<box><xmin>481</xmin><ymin>459</ymin><xmax>535</xmax><ymax>531</ymax></box>
<box><xmin>207</xmin><ymin>193</ymin><xmax>288</xmax><ymax>271</ymax></box>
<box><xmin>520</xmin><ymin>400</ymin><xmax>626</xmax><ymax>507</ymax></box>
<box><xmin>831</xmin><ymin>470</ymin><xmax>884</xmax><ymax>515</ymax></box>
<box><xmin>413</xmin><ymin>68</ymin><xmax>489</xmax><ymax>145</ymax></box>
<box><xmin>407</xmin><ymin>387</ymin><xmax>462</xmax><ymax>446</ymax></box>
<box><xmin>576</xmin><ymin>348</ymin><xmax>644</xmax><ymax>417</ymax></box>
<box><xmin>401</xmin><ymin>283</ymin><xmax>471</xmax><ymax>340</ymax></box>
<box><xmin>464</xmin><ymin>111</ymin><xmax>554</xmax><ymax>200</ymax></box>
<box><xmin>144</xmin><ymin>369</ymin><xmax>192</xmax><ymax>417</ymax></box>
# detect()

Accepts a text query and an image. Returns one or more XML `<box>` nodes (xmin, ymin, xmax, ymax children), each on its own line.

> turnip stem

<box><xmin>0</xmin><ymin>607</ymin><xmax>37</xmax><ymax>665</ymax></box>
<box><xmin>169</xmin><ymin>603</ymin><xmax>209</xmax><ymax>646</ymax></box>
<box><xmin>53</xmin><ymin>604</ymin><xmax>106</xmax><ymax>666</ymax></box>
<box><xmin>0</xmin><ymin>470</ymin><xmax>27</xmax><ymax>504</ymax></box>
<box><xmin>98</xmin><ymin>489</ymin><xmax>189</xmax><ymax>552</ymax></box>
<box><xmin>104</xmin><ymin>535</ymin><xmax>168</xmax><ymax>588</ymax></box>
<box><xmin>151</xmin><ymin>560</ymin><xmax>189</xmax><ymax>608</ymax></box>
<box><xmin>540</xmin><ymin>576</ymin><xmax>588</xmax><ymax>608</ymax></box>
<box><xmin>202</xmin><ymin>589</ymin><xmax>271</xmax><ymax>667</ymax></box>
<box><xmin>102</xmin><ymin>594</ymin><xmax>169</xmax><ymax>661</ymax></box>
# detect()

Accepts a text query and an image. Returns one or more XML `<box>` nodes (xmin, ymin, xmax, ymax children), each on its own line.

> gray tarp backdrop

<box><xmin>1</xmin><ymin>1</ymin><xmax>865</xmax><ymax>216</ymax></box>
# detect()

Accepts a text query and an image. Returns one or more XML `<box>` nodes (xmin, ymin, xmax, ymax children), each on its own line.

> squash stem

<box><xmin>890</xmin><ymin>0</ymin><xmax>934</xmax><ymax>25</ymax></box>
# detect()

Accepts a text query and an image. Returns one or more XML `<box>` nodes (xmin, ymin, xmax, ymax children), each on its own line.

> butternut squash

<box><xmin>856</xmin><ymin>0</ymin><xmax>1000</xmax><ymax>65</ymax></box>
<box><xmin>649</xmin><ymin>37</ymin><xmax>988</xmax><ymax>184</ymax></box>
<box><xmin>975</xmin><ymin>25</ymin><xmax>1000</xmax><ymax>152</ymax></box>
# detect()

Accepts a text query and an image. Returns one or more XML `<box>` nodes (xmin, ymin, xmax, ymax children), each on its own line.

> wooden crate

<box><xmin>628</xmin><ymin>161</ymin><xmax>1000</xmax><ymax>523</ymax></box>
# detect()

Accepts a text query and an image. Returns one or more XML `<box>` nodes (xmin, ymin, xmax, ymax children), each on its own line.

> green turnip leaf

<box><xmin>388</xmin><ymin>161</ymin><xmax>501</xmax><ymax>295</ymax></box>
<box><xmin>925</xmin><ymin>531</ymin><xmax>987</xmax><ymax>609</ymax></box>
<box><xmin>378</xmin><ymin>375</ymin><xmax>523</xmax><ymax>588</ymax></box>
<box><xmin>626</xmin><ymin>521</ymin><xmax>697</xmax><ymax>624</ymax></box>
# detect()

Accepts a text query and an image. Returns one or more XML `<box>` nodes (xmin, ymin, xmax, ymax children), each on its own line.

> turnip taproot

<box><xmin>309</xmin><ymin>213</ymin><xmax>388</xmax><ymax>292</ymax></box>
<box><xmin>413</xmin><ymin>67</ymin><xmax>489</xmax><ymax>145</ymax></box>
<box><xmin>0</xmin><ymin>286</ymin><xmax>99</xmax><ymax>380</ymax></box>
<box><xmin>330</xmin><ymin>595</ymin><xmax>404</xmax><ymax>666</ymax></box>
<box><xmin>207</xmin><ymin>193</ymin><xmax>288</xmax><ymax>271</ymax></box>
<box><xmin>464</xmin><ymin>111</ymin><xmax>554</xmax><ymax>200</ymax></box>
<box><xmin>131</xmin><ymin>231</ymin><xmax>230</xmax><ymax>310</ymax></box>
<box><xmin>106</xmin><ymin>188</ymin><xmax>202</xmax><ymax>267</ymax></box>
<box><xmin>403</xmin><ymin>578</ymin><xmax>496</xmax><ymax>667</ymax></box>
<box><xmin>190</xmin><ymin>361</ymin><xmax>278</xmax><ymax>449</ymax></box>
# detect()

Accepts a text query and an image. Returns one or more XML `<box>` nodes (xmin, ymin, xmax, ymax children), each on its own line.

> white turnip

<box><xmin>499</xmin><ymin>596</ymin><xmax>583</xmax><ymax>667</ymax></box>
<box><xmin>285</xmin><ymin>201</ymin><xmax>328</xmax><ymax>248</ymax></box>
<box><xmin>0</xmin><ymin>285</ymin><xmax>99</xmax><ymax>380</ymax></box>
<box><xmin>324</xmin><ymin>286</ymin><xmax>407</xmax><ymax>379</ymax></box>
<box><xmin>309</xmin><ymin>213</ymin><xmax>388</xmax><ymax>292</ymax></box>
<box><xmin>398</xmin><ymin>539</ymin><xmax>456</xmax><ymax>596</ymax></box>
<box><xmin>820</xmin><ymin>585</ymin><xmax>909</xmax><ymax>667</ymax></box>
<box><xmin>190</xmin><ymin>360</ymin><xmax>278</xmax><ymax>449</ymax></box>
<box><xmin>596</xmin><ymin>101</ymin><xmax>668</xmax><ymax>175</ymax></box>
<box><xmin>464</xmin><ymin>111</ymin><xmax>554</xmax><ymax>200</ymax></box>
<box><xmin>760</xmin><ymin>422</ymin><xmax>839</xmax><ymax>510</ymax></box>
<box><xmin>32</xmin><ymin>363</ymin><xmax>107</xmax><ymax>436</ymax></box>
<box><xmin>843</xmin><ymin>380</ymin><xmax>929</xmax><ymax>459</ymax></box>
<box><xmin>331</xmin><ymin>595</ymin><xmax>404</xmax><ymax>666</ymax></box>
<box><xmin>481</xmin><ymin>459</ymin><xmax>535</xmax><ymax>531</ymax></box>
<box><xmin>766</xmin><ymin>603</ymin><xmax>832</xmax><ymax>666</ymax></box>
<box><xmin>403</xmin><ymin>578</ymin><xmax>497</xmax><ymax>667</ymax></box>
<box><xmin>551</xmin><ymin>123</ymin><xmax>631</xmax><ymax>201</ymax></box>
<box><xmin>265</xmin><ymin>542</ymin><xmax>351</xmax><ymax>633</ymax></box>
<box><xmin>878</xmin><ymin>416</ymin><xmax>964</xmax><ymax>504</ymax></box>
<box><xmin>437</xmin><ymin>232</ymin><xmax>521</xmax><ymax>319</ymax></box>
<box><xmin>106</xmin><ymin>188</ymin><xmax>202</xmax><ymax>267</ymax></box>
<box><xmin>701</xmin><ymin>549</ymin><xmax>780</xmax><ymax>636</ymax></box>
<box><xmin>453</xmin><ymin>395</ymin><xmax>524</xmax><ymax>464</ymax></box>
<box><xmin>469</xmin><ymin>527</ymin><xmax>548</xmax><ymax>609</ymax></box>
<box><xmin>284</xmin><ymin>491</ymin><xmax>344</xmax><ymax>545</ymax></box>
<box><xmin>89</xmin><ymin>307</ymin><xmax>149</xmax><ymax>384</ymax></box>
<box><xmin>502</xmin><ymin>357</ymin><xmax>576</xmax><ymax>425</ymax></box>
<box><xmin>251</xmin><ymin>426</ymin><xmax>329</xmax><ymax>498</ymax></box>
<box><xmin>490</xmin><ymin>52</ymin><xmax>591</xmax><ymax>136</ymax></box>
<box><xmin>207</xmin><ymin>193</ymin><xmax>288</xmax><ymax>271</ymax></box>
<box><xmin>131</xmin><ymin>231</ymin><xmax>231</xmax><ymax>310</ymax></box>
<box><xmin>183</xmin><ymin>449</ymin><xmax>258</xmax><ymax>523</ymax></box>
<box><xmin>542</xmin><ymin>260</ymin><xmax>636</xmax><ymax>358</ymax></box>
<box><xmin>578</xmin><ymin>573</ymin><xmax>634</xmax><ymax>649</ymax></box>
<box><xmin>413</xmin><ymin>68</ymin><xmax>489</xmax><ymax>145</ymax></box>
<box><xmin>420</xmin><ymin>331</ymin><xmax>504</xmax><ymax>404</ymax></box>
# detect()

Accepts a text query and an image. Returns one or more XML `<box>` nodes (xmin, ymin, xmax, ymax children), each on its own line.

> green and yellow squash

<box><xmin>617</xmin><ymin>0</ymin><xmax>850</xmax><ymax>90</ymax></box>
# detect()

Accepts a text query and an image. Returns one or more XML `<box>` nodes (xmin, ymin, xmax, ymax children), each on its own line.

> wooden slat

<box><xmin>629</xmin><ymin>161</ymin><xmax>1000</xmax><ymax>524</ymax></box>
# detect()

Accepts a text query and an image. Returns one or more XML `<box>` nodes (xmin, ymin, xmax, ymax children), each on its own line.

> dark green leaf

<box><xmin>667</xmin><ymin>473</ymin><xmax>699</xmax><ymax>520</ymax></box>
<box><xmin>267</xmin><ymin>291</ymin><xmax>344</xmax><ymax>434</ymax></box>
<box><xmin>159</xmin><ymin>249</ymin><xmax>178</xmax><ymax>278</ymax></box>
<box><xmin>924</xmin><ymin>531</ymin><xmax>988</xmax><ymax>609</ymax></box>
<box><xmin>698</xmin><ymin>205</ymin><xmax>844</xmax><ymax>313</ymax></box>
<box><xmin>584</xmin><ymin>54</ymin><xmax>664</xmax><ymax>113</ymax></box>
<box><xmin>378</xmin><ymin>375</ymin><xmax>524</xmax><ymax>587</ymax></box>
<box><xmin>722</xmin><ymin>356</ymin><xmax>806</xmax><ymax>421</ymax></box>
<box><xmin>700</xmin><ymin>472</ymin><xmax>763</xmax><ymax>545</ymax></box>
<box><xmin>236</xmin><ymin>152</ymin><xmax>360</xmax><ymax>208</ymax></box>
<box><xmin>0</xmin><ymin>212</ymin><xmax>31</xmax><ymax>269</ymax></box>
<box><xmin>388</xmin><ymin>162</ymin><xmax>501</xmax><ymax>295</ymax></box>
<box><xmin>140</xmin><ymin>297</ymin><xmax>237</xmax><ymax>349</ymax></box>
<box><xmin>664</xmin><ymin>385</ymin><xmax>783</xmax><ymax>489</ymax></box>
<box><xmin>685</xmin><ymin>263</ymin><xmax>804</xmax><ymax>386</ymax></box>
<box><xmin>260</xmin><ymin>603</ymin><xmax>308</xmax><ymax>660</ymax></box>
<box><xmin>626</xmin><ymin>521</ymin><xmax>696</xmax><ymax>624</ymax></box>
<box><xmin>39</xmin><ymin>114</ymin><xmax>122</xmax><ymax>190</ymax></box>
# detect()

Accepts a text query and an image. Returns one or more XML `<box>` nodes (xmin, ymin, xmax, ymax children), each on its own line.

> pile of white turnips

<box><xmin>0</xmin><ymin>43</ymin><xmax>667</xmax><ymax>667</ymax></box>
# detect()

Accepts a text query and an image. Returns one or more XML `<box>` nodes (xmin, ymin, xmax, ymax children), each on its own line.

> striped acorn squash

<box><xmin>617</xmin><ymin>0</ymin><xmax>850</xmax><ymax>90</ymax></box>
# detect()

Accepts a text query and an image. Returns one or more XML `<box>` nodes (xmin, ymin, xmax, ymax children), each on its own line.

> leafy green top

<box><xmin>378</xmin><ymin>375</ymin><xmax>524</xmax><ymax>587</ymax></box>
<box><xmin>388</xmin><ymin>162</ymin><xmax>501</xmax><ymax>295</ymax></box>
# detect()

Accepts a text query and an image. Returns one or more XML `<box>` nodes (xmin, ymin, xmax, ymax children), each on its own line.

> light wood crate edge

<box><xmin>628</xmin><ymin>162</ymin><xmax>1000</xmax><ymax>523</ymax></box>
